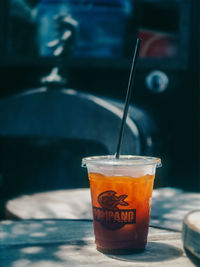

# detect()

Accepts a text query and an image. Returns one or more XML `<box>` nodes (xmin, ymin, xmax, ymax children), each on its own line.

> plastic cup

<box><xmin>82</xmin><ymin>155</ymin><xmax>161</xmax><ymax>254</ymax></box>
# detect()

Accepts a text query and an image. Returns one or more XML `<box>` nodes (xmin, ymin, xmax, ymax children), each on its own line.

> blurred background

<box><xmin>0</xmin><ymin>0</ymin><xmax>199</xmax><ymax>216</ymax></box>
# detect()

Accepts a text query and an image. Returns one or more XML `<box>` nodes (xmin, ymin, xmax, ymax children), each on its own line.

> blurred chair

<box><xmin>0</xmin><ymin>87</ymin><xmax>145</xmax><ymax>217</ymax></box>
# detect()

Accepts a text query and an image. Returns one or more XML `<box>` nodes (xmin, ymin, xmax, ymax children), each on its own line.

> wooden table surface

<box><xmin>6</xmin><ymin>187</ymin><xmax>200</xmax><ymax>232</ymax></box>
<box><xmin>0</xmin><ymin>219</ymin><xmax>194</xmax><ymax>267</ymax></box>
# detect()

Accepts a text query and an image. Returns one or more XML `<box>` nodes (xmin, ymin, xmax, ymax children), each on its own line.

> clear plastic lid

<box><xmin>82</xmin><ymin>155</ymin><xmax>161</xmax><ymax>168</ymax></box>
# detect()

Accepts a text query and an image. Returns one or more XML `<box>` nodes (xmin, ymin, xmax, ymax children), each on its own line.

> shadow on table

<box><xmin>150</xmin><ymin>188</ymin><xmax>200</xmax><ymax>231</ymax></box>
<box><xmin>107</xmin><ymin>242</ymin><xmax>183</xmax><ymax>263</ymax></box>
<box><xmin>0</xmin><ymin>219</ymin><xmax>93</xmax><ymax>267</ymax></box>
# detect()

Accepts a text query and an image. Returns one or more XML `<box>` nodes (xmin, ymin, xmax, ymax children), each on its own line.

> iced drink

<box><xmin>82</xmin><ymin>155</ymin><xmax>161</xmax><ymax>254</ymax></box>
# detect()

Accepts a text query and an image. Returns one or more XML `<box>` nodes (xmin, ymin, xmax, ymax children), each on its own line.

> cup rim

<box><xmin>82</xmin><ymin>155</ymin><xmax>161</xmax><ymax>168</ymax></box>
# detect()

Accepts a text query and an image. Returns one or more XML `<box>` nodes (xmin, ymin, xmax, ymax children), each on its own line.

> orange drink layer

<box><xmin>89</xmin><ymin>173</ymin><xmax>154</xmax><ymax>252</ymax></box>
<box><xmin>82</xmin><ymin>156</ymin><xmax>161</xmax><ymax>254</ymax></box>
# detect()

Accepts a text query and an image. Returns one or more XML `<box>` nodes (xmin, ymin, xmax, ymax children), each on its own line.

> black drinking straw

<box><xmin>115</xmin><ymin>38</ymin><xmax>142</xmax><ymax>159</ymax></box>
